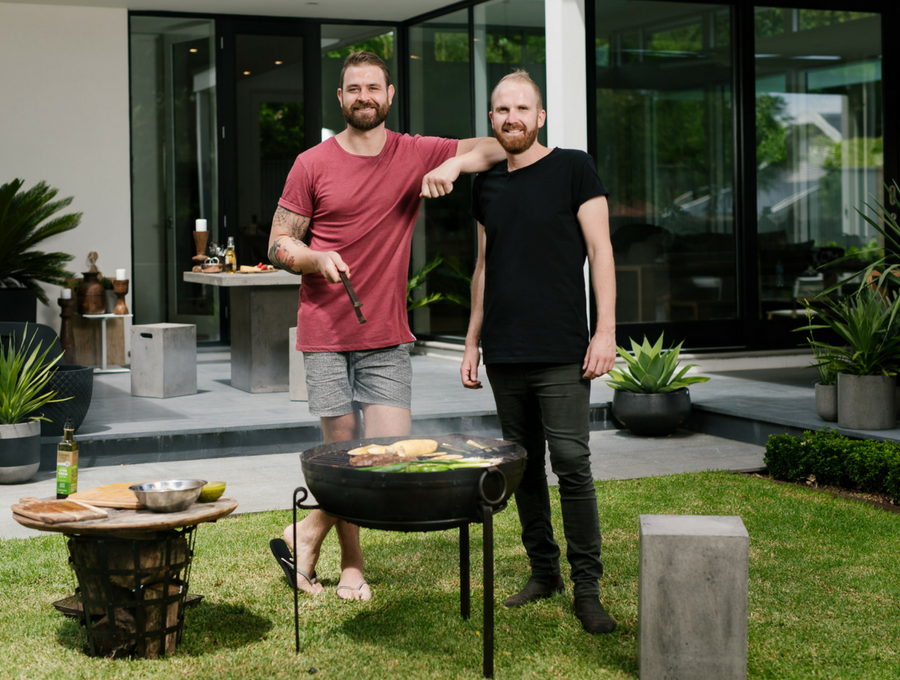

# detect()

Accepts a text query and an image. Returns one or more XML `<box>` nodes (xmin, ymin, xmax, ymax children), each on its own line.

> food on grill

<box><xmin>359</xmin><ymin>456</ymin><xmax>503</xmax><ymax>473</ymax></box>
<box><xmin>428</xmin><ymin>453</ymin><xmax>463</xmax><ymax>461</ymax></box>
<box><xmin>346</xmin><ymin>439</ymin><xmax>438</xmax><ymax>457</ymax></box>
<box><xmin>349</xmin><ymin>453</ymin><xmax>409</xmax><ymax>468</ymax></box>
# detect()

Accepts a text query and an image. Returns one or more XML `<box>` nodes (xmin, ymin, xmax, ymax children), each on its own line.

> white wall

<box><xmin>0</xmin><ymin>3</ymin><xmax>131</xmax><ymax>331</ymax></box>
<box><xmin>545</xmin><ymin>0</ymin><xmax>587</xmax><ymax>151</ymax></box>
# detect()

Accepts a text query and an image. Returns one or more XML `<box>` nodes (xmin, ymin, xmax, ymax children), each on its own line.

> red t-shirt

<box><xmin>278</xmin><ymin>131</ymin><xmax>458</xmax><ymax>352</ymax></box>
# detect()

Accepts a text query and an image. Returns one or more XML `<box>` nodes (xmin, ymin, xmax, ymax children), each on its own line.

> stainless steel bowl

<box><xmin>130</xmin><ymin>479</ymin><xmax>207</xmax><ymax>513</ymax></box>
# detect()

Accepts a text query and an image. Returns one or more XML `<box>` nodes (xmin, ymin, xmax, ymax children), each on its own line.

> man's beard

<box><xmin>343</xmin><ymin>100</ymin><xmax>390</xmax><ymax>131</ymax></box>
<box><xmin>496</xmin><ymin>123</ymin><xmax>539</xmax><ymax>154</ymax></box>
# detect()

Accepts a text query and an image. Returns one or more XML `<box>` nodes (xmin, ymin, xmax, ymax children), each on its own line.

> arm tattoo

<box><xmin>268</xmin><ymin>236</ymin><xmax>307</xmax><ymax>273</ymax></box>
<box><xmin>270</xmin><ymin>207</ymin><xmax>311</xmax><ymax>273</ymax></box>
<box><xmin>274</xmin><ymin>206</ymin><xmax>311</xmax><ymax>242</ymax></box>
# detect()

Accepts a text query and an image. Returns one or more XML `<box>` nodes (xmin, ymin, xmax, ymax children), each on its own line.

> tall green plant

<box><xmin>606</xmin><ymin>333</ymin><xmax>710</xmax><ymax>393</ymax></box>
<box><xmin>0</xmin><ymin>327</ymin><xmax>69</xmax><ymax>425</ymax></box>
<box><xmin>799</xmin><ymin>287</ymin><xmax>900</xmax><ymax>376</ymax></box>
<box><xmin>821</xmin><ymin>180</ymin><xmax>900</xmax><ymax>297</ymax></box>
<box><xmin>0</xmin><ymin>179</ymin><xmax>82</xmax><ymax>305</ymax></box>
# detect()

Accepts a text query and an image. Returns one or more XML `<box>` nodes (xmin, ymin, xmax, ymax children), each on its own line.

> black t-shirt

<box><xmin>471</xmin><ymin>148</ymin><xmax>609</xmax><ymax>364</ymax></box>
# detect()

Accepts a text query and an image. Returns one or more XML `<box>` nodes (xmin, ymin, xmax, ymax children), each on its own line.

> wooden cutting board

<box><xmin>12</xmin><ymin>499</ymin><xmax>108</xmax><ymax>524</ymax></box>
<box><xmin>68</xmin><ymin>482</ymin><xmax>146</xmax><ymax>509</ymax></box>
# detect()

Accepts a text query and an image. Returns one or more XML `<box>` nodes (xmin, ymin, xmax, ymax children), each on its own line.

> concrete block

<box><xmin>638</xmin><ymin>515</ymin><xmax>749</xmax><ymax>680</ymax></box>
<box><xmin>289</xmin><ymin>327</ymin><xmax>308</xmax><ymax>401</ymax></box>
<box><xmin>131</xmin><ymin>323</ymin><xmax>197</xmax><ymax>398</ymax></box>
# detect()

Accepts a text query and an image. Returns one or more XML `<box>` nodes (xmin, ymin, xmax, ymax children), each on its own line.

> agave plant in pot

<box><xmin>801</xmin><ymin>287</ymin><xmax>900</xmax><ymax>431</ymax></box>
<box><xmin>606</xmin><ymin>333</ymin><xmax>710</xmax><ymax>436</ymax></box>
<box><xmin>0</xmin><ymin>328</ymin><xmax>69</xmax><ymax>483</ymax></box>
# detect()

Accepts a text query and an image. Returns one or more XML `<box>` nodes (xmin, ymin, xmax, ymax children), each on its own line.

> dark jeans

<box><xmin>486</xmin><ymin>362</ymin><xmax>603</xmax><ymax>597</ymax></box>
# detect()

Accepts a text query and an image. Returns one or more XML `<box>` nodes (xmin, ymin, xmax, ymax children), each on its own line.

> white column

<box><xmin>545</xmin><ymin>0</ymin><xmax>588</xmax><ymax>152</ymax></box>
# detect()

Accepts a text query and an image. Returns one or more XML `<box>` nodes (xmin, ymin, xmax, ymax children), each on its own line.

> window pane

<box><xmin>755</xmin><ymin>9</ymin><xmax>882</xmax><ymax>322</ymax></box>
<box><xmin>595</xmin><ymin>1</ymin><xmax>735</xmax><ymax>323</ymax></box>
<box><xmin>409</xmin><ymin>9</ymin><xmax>474</xmax><ymax>336</ymax></box>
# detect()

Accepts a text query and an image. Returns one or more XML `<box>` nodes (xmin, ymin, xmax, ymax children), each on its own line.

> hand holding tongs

<box><xmin>339</xmin><ymin>271</ymin><xmax>366</xmax><ymax>324</ymax></box>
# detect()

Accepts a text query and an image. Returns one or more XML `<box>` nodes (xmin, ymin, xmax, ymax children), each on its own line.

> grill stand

<box><xmin>291</xmin><ymin>486</ymin><xmax>503</xmax><ymax>678</ymax></box>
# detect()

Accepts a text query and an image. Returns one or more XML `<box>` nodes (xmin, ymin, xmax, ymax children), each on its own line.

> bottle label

<box><xmin>56</xmin><ymin>455</ymin><xmax>78</xmax><ymax>496</ymax></box>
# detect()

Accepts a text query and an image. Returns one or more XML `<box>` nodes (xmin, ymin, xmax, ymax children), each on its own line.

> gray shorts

<box><xmin>303</xmin><ymin>343</ymin><xmax>414</xmax><ymax>417</ymax></box>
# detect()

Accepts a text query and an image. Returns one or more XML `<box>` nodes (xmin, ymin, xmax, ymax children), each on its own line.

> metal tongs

<box><xmin>339</xmin><ymin>271</ymin><xmax>366</xmax><ymax>324</ymax></box>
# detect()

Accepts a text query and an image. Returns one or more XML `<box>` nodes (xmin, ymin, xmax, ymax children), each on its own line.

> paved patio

<box><xmin>3</xmin><ymin>346</ymin><xmax>898</xmax><ymax>541</ymax></box>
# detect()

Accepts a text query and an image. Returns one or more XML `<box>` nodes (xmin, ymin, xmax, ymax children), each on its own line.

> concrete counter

<box><xmin>184</xmin><ymin>271</ymin><xmax>300</xmax><ymax>393</ymax></box>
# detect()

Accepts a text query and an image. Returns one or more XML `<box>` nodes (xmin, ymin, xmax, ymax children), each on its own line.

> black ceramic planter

<box><xmin>611</xmin><ymin>388</ymin><xmax>692</xmax><ymax>436</ymax></box>
<box><xmin>27</xmin><ymin>364</ymin><xmax>94</xmax><ymax>436</ymax></box>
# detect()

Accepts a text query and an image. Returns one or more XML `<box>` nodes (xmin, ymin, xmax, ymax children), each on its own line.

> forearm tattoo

<box><xmin>269</xmin><ymin>207</ymin><xmax>311</xmax><ymax>273</ymax></box>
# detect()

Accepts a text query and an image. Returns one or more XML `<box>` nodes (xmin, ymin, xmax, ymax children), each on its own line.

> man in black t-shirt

<box><xmin>461</xmin><ymin>70</ymin><xmax>617</xmax><ymax>635</ymax></box>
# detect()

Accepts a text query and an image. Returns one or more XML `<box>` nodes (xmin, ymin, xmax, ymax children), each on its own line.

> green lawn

<box><xmin>1</xmin><ymin>471</ymin><xmax>897</xmax><ymax>679</ymax></box>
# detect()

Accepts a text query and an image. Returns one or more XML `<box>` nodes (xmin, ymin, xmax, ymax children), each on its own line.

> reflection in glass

<box><xmin>235</xmin><ymin>34</ymin><xmax>304</xmax><ymax>267</ymax></box>
<box><xmin>595</xmin><ymin>1</ymin><xmax>735</xmax><ymax>323</ymax></box>
<box><xmin>755</xmin><ymin>9</ymin><xmax>882</xmax><ymax>321</ymax></box>
<box><xmin>130</xmin><ymin>16</ymin><xmax>219</xmax><ymax>339</ymax></box>
<box><xmin>407</xmin><ymin>0</ymin><xmax>546</xmax><ymax>337</ymax></box>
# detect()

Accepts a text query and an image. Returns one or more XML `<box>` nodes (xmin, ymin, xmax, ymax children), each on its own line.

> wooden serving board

<box><xmin>12</xmin><ymin>499</ymin><xmax>108</xmax><ymax>524</ymax></box>
<box><xmin>68</xmin><ymin>482</ymin><xmax>146</xmax><ymax>509</ymax></box>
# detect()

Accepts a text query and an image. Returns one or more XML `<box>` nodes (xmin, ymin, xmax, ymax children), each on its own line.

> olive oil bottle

<box><xmin>56</xmin><ymin>418</ymin><xmax>79</xmax><ymax>499</ymax></box>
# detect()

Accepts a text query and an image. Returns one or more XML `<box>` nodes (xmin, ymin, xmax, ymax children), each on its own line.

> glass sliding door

<box><xmin>754</xmin><ymin>9</ymin><xmax>883</xmax><ymax>322</ymax></box>
<box><xmin>594</xmin><ymin>0</ymin><xmax>735</xmax><ymax>325</ymax></box>
<box><xmin>234</xmin><ymin>33</ymin><xmax>307</xmax><ymax>266</ymax></box>
<box><xmin>407</xmin><ymin>0</ymin><xmax>547</xmax><ymax>338</ymax></box>
<box><xmin>409</xmin><ymin>9</ymin><xmax>475</xmax><ymax>336</ymax></box>
<box><xmin>130</xmin><ymin>16</ymin><xmax>220</xmax><ymax>340</ymax></box>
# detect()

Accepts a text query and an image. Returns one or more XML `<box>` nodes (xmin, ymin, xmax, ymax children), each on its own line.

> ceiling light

<box><xmin>189</xmin><ymin>48</ymin><xmax>198</xmax><ymax>53</ymax></box>
<box><xmin>243</xmin><ymin>70</ymin><xmax>251</xmax><ymax>75</ymax></box>
<box><xmin>275</xmin><ymin>60</ymin><xmax>283</xmax><ymax>65</ymax></box>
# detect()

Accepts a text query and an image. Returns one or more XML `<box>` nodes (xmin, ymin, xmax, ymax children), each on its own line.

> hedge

<box><xmin>765</xmin><ymin>428</ymin><xmax>900</xmax><ymax>498</ymax></box>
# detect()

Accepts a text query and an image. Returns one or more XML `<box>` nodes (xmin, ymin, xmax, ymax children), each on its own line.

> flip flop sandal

<box><xmin>269</xmin><ymin>538</ymin><xmax>318</xmax><ymax>591</ymax></box>
<box><xmin>335</xmin><ymin>580</ymin><xmax>370</xmax><ymax>600</ymax></box>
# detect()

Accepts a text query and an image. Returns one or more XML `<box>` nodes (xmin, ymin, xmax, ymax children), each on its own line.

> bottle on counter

<box><xmin>56</xmin><ymin>418</ymin><xmax>79</xmax><ymax>499</ymax></box>
<box><xmin>225</xmin><ymin>236</ymin><xmax>237</xmax><ymax>274</ymax></box>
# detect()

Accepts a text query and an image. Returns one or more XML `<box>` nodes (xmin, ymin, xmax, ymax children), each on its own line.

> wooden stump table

<box><xmin>13</xmin><ymin>498</ymin><xmax>238</xmax><ymax>658</ymax></box>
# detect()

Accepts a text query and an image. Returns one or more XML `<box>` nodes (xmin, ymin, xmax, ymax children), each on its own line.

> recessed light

<box><xmin>189</xmin><ymin>48</ymin><xmax>198</xmax><ymax>53</ymax></box>
<box><xmin>275</xmin><ymin>60</ymin><xmax>283</xmax><ymax>65</ymax></box>
<box><xmin>243</xmin><ymin>70</ymin><xmax>251</xmax><ymax>75</ymax></box>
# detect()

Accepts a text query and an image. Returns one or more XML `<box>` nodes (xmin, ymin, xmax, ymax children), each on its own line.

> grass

<box><xmin>1</xmin><ymin>471</ymin><xmax>898</xmax><ymax>679</ymax></box>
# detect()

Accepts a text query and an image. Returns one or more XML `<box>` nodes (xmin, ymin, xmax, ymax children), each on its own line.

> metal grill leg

<box><xmin>482</xmin><ymin>505</ymin><xmax>494</xmax><ymax>678</ymax></box>
<box><xmin>293</xmin><ymin>487</ymin><xmax>302</xmax><ymax>655</ymax></box>
<box><xmin>461</xmin><ymin>524</ymin><xmax>470</xmax><ymax>620</ymax></box>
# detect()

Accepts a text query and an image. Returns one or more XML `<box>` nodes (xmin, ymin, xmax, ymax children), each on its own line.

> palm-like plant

<box><xmin>0</xmin><ymin>179</ymin><xmax>82</xmax><ymax>305</ymax></box>
<box><xmin>0</xmin><ymin>326</ymin><xmax>69</xmax><ymax>425</ymax></box>
<box><xmin>606</xmin><ymin>333</ymin><xmax>710</xmax><ymax>393</ymax></box>
<box><xmin>799</xmin><ymin>287</ymin><xmax>900</xmax><ymax>377</ymax></box>
<box><xmin>822</xmin><ymin>180</ymin><xmax>900</xmax><ymax>297</ymax></box>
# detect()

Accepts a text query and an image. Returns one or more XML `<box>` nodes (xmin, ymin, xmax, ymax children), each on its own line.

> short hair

<box><xmin>339</xmin><ymin>51</ymin><xmax>392</xmax><ymax>90</ymax></box>
<box><xmin>490</xmin><ymin>69</ymin><xmax>544</xmax><ymax>111</ymax></box>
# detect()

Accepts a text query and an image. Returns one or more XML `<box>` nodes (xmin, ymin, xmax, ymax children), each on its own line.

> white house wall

<box><xmin>0</xmin><ymin>3</ymin><xmax>132</xmax><ymax>332</ymax></box>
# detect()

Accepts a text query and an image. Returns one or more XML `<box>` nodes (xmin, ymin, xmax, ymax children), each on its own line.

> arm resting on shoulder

<box><xmin>267</xmin><ymin>206</ymin><xmax>347</xmax><ymax>283</ymax></box>
<box><xmin>578</xmin><ymin>196</ymin><xmax>617</xmax><ymax>379</ymax></box>
<box><xmin>421</xmin><ymin>137</ymin><xmax>505</xmax><ymax>198</ymax></box>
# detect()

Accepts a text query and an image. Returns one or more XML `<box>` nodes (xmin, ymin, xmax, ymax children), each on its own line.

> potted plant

<box><xmin>606</xmin><ymin>333</ymin><xmax>710</xmax><ymax>436</ymax></box>
<box><xmin>0</xmin><ymin>179</ymin><xmax>82</xmax><ymax>322</ymax></box>
<box><xmin>0</xmin><ymin>327</ymin><xmax>70</xmax><ymax>483</ymax></box>
<box><xmin>801</xmin><ymin>287</ymin><xmax>900</xmax><ymax>430</ymax></box>
<box><xmin>810</xmin><ymin>345</ymin><xmax>839</xmax><ymax>422</ymax></box>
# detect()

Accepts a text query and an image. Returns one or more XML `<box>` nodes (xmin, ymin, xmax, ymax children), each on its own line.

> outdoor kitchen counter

<box><xmin>184</xmin><ymin>270</ymin><xmax>300</xmax><ymax>393</ymax></box>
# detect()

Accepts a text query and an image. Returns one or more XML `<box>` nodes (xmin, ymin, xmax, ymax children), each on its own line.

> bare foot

<box><xmin>336</xmin><ymin>566</ymin><xmax>372</xmax><ymax>601</ymax></box>
<box><xmin>283</xmin><ymin>523</ymin><xmax>326</xmax><ymax>595</ymax></box>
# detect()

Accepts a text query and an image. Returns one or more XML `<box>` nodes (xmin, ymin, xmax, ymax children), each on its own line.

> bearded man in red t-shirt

<box><xmin>267</xmin><ymin>51</ymin><xmax>503</xmax><ymax>601</ymax></box>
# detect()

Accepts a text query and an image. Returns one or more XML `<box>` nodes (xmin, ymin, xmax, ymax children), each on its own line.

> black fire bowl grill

<box><xmin>299</xmin><ymin>433</ymin><xmax>526</xmax><ymax>532</ymax></box>
<box><xmin>291</xmin><ymin>433</ymin><xmax>526</xmax><ymax>678</ymax></box>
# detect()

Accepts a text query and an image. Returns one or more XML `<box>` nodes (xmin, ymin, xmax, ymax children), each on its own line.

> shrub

<box><xmin>765</xmin><ymin>428</ymin><xmax>900</xmax><ymax>498</ymax></box>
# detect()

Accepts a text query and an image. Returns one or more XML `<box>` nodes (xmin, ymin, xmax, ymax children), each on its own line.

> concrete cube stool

<box><xmin>289</xmin><ymin>327</ymin><xmax>308</xmax><ymax>401</ymax></box>
<box><xmin>131</xmin><ymin>323</ymin><xmax>197</xmax><ymax>398</ymax></box>
<box><xmin>638</xmin><ymin>515</ymin><xmax>749</xmax><ymax>680</ymax></box>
